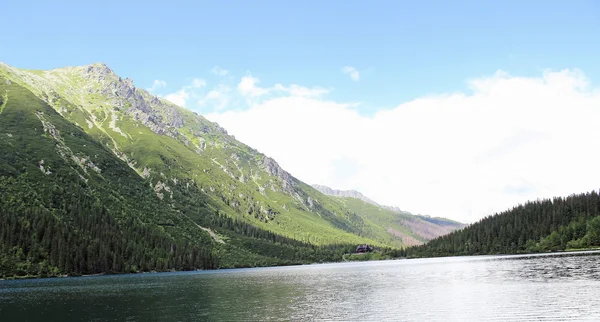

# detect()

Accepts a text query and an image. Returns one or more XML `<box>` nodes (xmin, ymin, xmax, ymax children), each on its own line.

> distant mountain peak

<box><xmin>83</xmin><ymin>61</ymin><xmax>114</xmax><ymax>75</ymax></box>
<box><xmin>312</xmin><ymin>184</ymin><xmax>417</xmax><ymax>215</ymax></box>
<box><xmin>312</xmin><ymin>184</ymin><xmax>380</xmax><ymax>206</ymax></box>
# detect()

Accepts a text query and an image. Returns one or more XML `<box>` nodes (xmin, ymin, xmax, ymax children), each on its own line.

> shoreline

<box><xmin>4</xmin><ymin>248</ymin><xmax>600</xmax><ymax>282</ymax></box>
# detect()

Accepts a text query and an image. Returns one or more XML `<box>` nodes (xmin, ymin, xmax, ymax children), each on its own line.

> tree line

<box><xmin>407</xmin><ymin>190</ymin><xmax>600</xmax><ymax>257</ymax></box>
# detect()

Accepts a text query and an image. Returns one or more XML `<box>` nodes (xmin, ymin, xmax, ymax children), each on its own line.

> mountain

<box><xmin>312</xmin><ymin>184</ymin><xmax>438</xmax><ymax>215</ymax></box>
<box><xmin>312</xmin><ymin>184</ymin><xmax>465</xmax><ymax>245</ymax></box>
<box><xmin>0</xmin><ymin>61</ymin><xmax>459</xmax><ymax>278</ymax></box>
<box><xmin>0</xmin><ymin>62</ymin><xmax>382</xmax><ymax>245</ymax></box>
<box><xmin>311</xmin><ymin>185</ymin><xmax>381</xmax><ymax>206</ymax></box>
<box><xmin>406</xmin><ymin>190</ymin><xmax>600</xmax><ymax>258</ymax></box>
<box><xmin>311</xmin><ymin>184</ymin><xmax>409</xmax><ymax>214</ymax></box>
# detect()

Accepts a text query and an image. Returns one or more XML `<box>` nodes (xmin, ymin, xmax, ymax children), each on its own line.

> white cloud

<box><xmin>237</xmin><ymin>75</ymin><xmax>330</xmax><ymax>100</ymax></box>
<box><xmin>275</xmin><ymin>84</ymin><xmax>330</xmax><ymax>97</ymax></box>
<box><xmin>198</xmin><ymin>85</ymin><xmax>231</xmax><ymax>110</ymax></box>
<box><xmin>148</xmin><ymin>79</ymin><xmax>167</xmax><ymax>92</ymax></box>
<box><xmin>160</xmin><ymin>78</ymin><xmax>205</xmax><ymax>107</ymax></box>
<box><xmin>191</xmin><ymin>78</ymin><xmax>207</xmax><ymax>88</ymax></box>
<box><xmin>342</xmin><ymin>66</ymin><xmax>360</xmax><ymax>81</ymax></box>
<box><xmin>164</xmin><ymin>89</ymin><xmax>189</xmax><ymax>107</ymax></box>
<box><xmin>211</xmin><ymin>66</ymin><xmax>229</xmax><ymax>76</ymax></box>
<box><xmin>238</xmin><ymin>75</ymin><xmax>269</xmax><ymax>97</ymax></box>
<box><xmin>207</xmin><ymin>69</ymin><xmax>600</xmax><ymax>224</ymax></box>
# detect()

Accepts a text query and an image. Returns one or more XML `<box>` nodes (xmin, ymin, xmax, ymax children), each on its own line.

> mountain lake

<box><xmin>1</xmin><ymin>251</ymin><xmax>599</xmax><ymax>321</ymax></box>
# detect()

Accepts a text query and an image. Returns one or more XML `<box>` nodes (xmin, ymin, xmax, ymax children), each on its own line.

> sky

<box><xmin>3</xmin><ymin>1</ymin><xmax>600</xmax><ymax>223</ymax></box>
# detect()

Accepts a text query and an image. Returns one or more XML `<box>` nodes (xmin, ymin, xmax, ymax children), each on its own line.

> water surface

<box><xmin>1</xmin><ymin>251</ymin><xmax>600</xmax><ymax>321</ymax></box>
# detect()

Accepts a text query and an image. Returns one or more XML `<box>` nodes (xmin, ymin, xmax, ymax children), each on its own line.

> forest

<box><xmin>407</xmin><ymin>190</ymin><xmax>600</xmax><ymax>257</ymax></box>
<box><xmin>0</xmin><ymin>76</ymin><xmax>361</xmax><ymax>279</ymax></box>
<box><xmin>0</xmin><ymin>179</ymin><xmax>359</xmax><ymax>278</ymax></box>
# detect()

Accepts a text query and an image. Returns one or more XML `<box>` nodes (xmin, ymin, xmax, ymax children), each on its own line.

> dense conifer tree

<box><xmin>407</xmin><ymin>191</ymin><xmax>600</xmax><ymax>257</ymax></box>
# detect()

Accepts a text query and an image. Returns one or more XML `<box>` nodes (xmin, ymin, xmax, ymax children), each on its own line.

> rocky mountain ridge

<box><xmin>312</xmin><ymin>184</ymin><xmax>412</xmax><ymax>215</ymax></box>
<box><xmin>0</xmin><ymin>61</ymin><xmax>462</xmax><ymax>250</ymax></box>
<box><xmin>311</xmin><ymin>184</ymin><xmax>379</xmax><ymax>205</ymax></box>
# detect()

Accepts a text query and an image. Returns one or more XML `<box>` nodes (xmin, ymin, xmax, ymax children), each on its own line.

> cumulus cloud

<box><xmin>198</xmin><ymin>85</ymin><xmax>231</xmax><ymax>110</ymax></box>
<box><xmin>238</xmin><ymin>75</ymin><xmax>269</xmax><ymax>97</ymax></box>
<box><xmin>211</xmin><ymin>66</ymin><xmax>229</xmax><ymax>76</ymax></box>
<box><xmin>237</xmin><ymin>75</ymin><xmax>330</xmax><ymax>100</ymax></box>
<box><xmin>148</xmin><ymin>79</ymin><xmax>167</xmax><ymax>92</ymax></box>
<box><xmin>275</xmin><ymin>84</ymin><xmax>330</xmax><ymax>97</ymax></box>
<box><xmin>191</xmin><ymin>78</ymin><xmax>207</xmax><ymax>88</ymax></box>
<box><xmin>206</xmin><ymin>69</ymin><xmax>600</xmax><ymax>224</ymax></box>
<box><xmin>342</xmin><ymin>66</ymin><xmax>360</xmax><ymax>81</ymax></box>
<box><xmin>165</xmin><ymin>73</ymin><xmax>329</xmax><ymax>111</ymax></box>
<box><xmin>160</xmin><ymin>78</ymin><xmax>206</xmax><ymax>107</ymax></box>
<box><xmin>164</xmin><ymin>89</ymin><xmax>189</xmax><ymax>107</ymax></box>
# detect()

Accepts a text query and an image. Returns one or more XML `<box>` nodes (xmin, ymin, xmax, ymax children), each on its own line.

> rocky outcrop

<box><xmin>82</xmin><ymin>63</ymin><xmax>114</xmax><ymax>83</ymax></box>
<box><xmin>153</xmin><ymin>180</ymin><xmax>172</xmax><ymax>200</ymax></box>
<box><xmin>261</xmin><ymin>156</ymin><xmax>296</xmax><ymax>192</ymax></box>
<box><xmin>2</xmin><ymin>61</ymin><xmax>231</xmax><ymax>157</ymax></box>
<box><xmin>77</xmin><ymin>63</ymin><xmax>232</xmax><ymax>149</ymax></box>
<box><xmin>81</xmin><ymin>65</ymin><xmax>183</xmax><ymax>136</ymax></box>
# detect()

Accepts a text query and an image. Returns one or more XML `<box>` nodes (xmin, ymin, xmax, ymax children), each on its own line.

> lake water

<box><xmin>1</xmin><ymin>251</ymin><xmax>600</xmax><ymax>321</ymax></box>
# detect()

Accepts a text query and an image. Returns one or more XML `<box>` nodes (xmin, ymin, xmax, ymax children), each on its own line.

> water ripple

<box><xmin>1</xmin><ymin>251</ymin><xmax>600</xmax><ymax>321</ymax></box>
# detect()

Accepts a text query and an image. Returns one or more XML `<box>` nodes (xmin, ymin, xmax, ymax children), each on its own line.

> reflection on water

<box><xmin>1</xmin><ymin>251</ymin><xmax>599</xmax><ymax>321</ymax></box>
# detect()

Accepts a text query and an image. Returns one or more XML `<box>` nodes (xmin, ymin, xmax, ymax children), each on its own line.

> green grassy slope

<box><xmin>0</xmin><ymin>62</ymin><xmax>383</xmax><ymax>247</ymax></box>
<box><xmin>0</xmin><ymin>75</ymin><xmax>358</xmax><ymax>278</ymax></box>
<box><xmin>0</xmin><ymin>75</ymin><xmax>212</xmax><ymax>276</ymax></box>
<box><xmin>311</xmin><ymin>185</ymin><xmax>466</xmax><ymax>245</ymax></box>
<box><xmin>338</xmin><ymin>198</ymin><xmax>427</xmax><ymax>246</ymax></box>
<box><xmin>333</xmin><ymin>197</ymin><xmax>464</xmax><ymax>246</ymax></box>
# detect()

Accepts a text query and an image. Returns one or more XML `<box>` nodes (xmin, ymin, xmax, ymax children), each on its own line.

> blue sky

<box><xmin>4</xmin><ymin>1</ymin><xmax>600</xmax><ymax>222</ymax></box>
<box><xmin>4</xmin><ymin>1</ymin><xmax>599</xmax><ymax>114</ymax></box>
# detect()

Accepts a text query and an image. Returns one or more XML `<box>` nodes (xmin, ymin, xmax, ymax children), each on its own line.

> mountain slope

<box><xmin>312</xmin><ymin>184</ymin><xmax>409</xmax><ymax>214</ymax></box>
<box><xmin>312</xmin><ymin>184</ymin><xmax>465</xmax><ymax>244</ymax></box>
<box><xmin>1</xmin><ymin>61</ymin><xmax>450</xmax><ymax>277</ymax></box>
<box><xmin>407</xmin><ymin>190</ymin><xmax>600</xmax><ymax>257</ymax></box>
<box><xmin>0</xmin><ymin>74</ymin><xmax>375</xmax><ymax>278</ymax></box>
<box><xmin>0</xmin><ymin>63</ymin><xmax>375</xmax><ymax>245</ymax></box>
<box><xmin>0</xmin><ymin>75</ymin><xmax>217</xmax><ymax>276</ymax></box>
